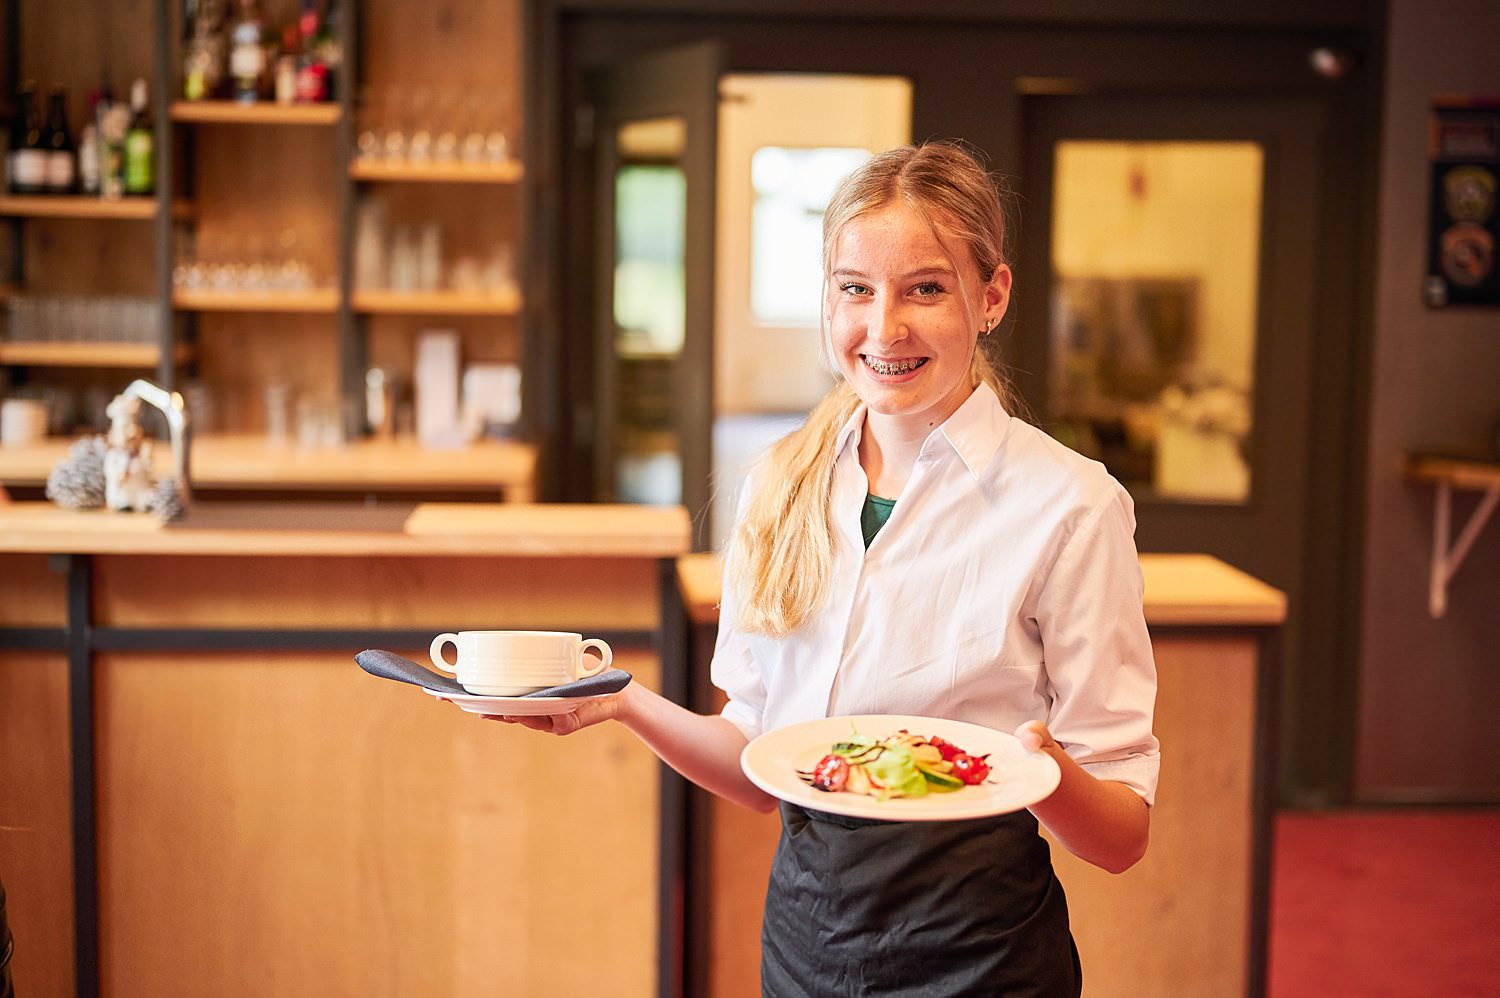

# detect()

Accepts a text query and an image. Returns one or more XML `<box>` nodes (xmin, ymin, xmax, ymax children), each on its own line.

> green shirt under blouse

<box><xmin>861</xmin><ymin>494</ymin><xmax>897</xmax><ymax>548</ymax></box>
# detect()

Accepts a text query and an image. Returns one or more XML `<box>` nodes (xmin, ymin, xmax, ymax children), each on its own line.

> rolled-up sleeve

<box><xmin>711</xmin><ymin>571</ymin><xmax>766</xmax><ymax>743</ymax></box>
<box><xmin>1032</xmin><ymin>486</ymin><xmax>1161</xmax><ymax>805</ymax></box>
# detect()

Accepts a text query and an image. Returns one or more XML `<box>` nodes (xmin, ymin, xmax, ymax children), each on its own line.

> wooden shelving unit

<box><xmin>0</xmin><ymin>341</ymin><xmax>192</xmax><ymax>368</ymax></box>
<box><xmin>351</xmin><ymin>288</ymin><xmax>522</xmax><ymax>316</ymax></box>
<box><xmin>172</xmin><ymin>288</ymin><xmax>341</xmax><ymax>314</ymax></box>
<box><xmin>169</xmin><ymin>101</ymin><xmax>342</xmax><ymax>126</ymax></box>
<box><xmin>3</xmin><ymin>1</ymin><xmax>533</xmax><ymax>508</ymax></box>
<box><xmin>0</xmin><ymin>195</ymin><xmax>192</xmax><ymax>220</ymax></box>
<box><xmin>348</xmin><ymin>159</ymin><xmax>525</xmax><ymax>184</ymax></box>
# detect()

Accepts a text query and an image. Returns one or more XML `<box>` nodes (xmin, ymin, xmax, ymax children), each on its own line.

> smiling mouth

<box><xmin>862</xmin><ymin>356</ymin><xmax>929</xmax><ymax>376</ymax></box>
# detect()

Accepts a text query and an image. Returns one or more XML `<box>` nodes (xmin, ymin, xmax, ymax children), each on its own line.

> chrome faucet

<box><xmin>120</xmin><ymin>379</ymin><xmax>192</xmax><ymax>507</ymax></box>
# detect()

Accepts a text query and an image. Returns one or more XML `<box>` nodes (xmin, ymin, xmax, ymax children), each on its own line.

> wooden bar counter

<box><xmin>677</xmin><ymin>552</ymin><xmax>1287</xmax><ymax>998</ymax></box>
<box><xmin>0</xmin><ymin>501</ymin><xmax>689</xmax><ymax>998</ymax></box>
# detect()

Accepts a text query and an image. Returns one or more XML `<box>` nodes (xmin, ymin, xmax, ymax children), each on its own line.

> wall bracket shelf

<box><xmin>1403</xmin><ymin>453</ymin><xmax>1500</xmax><ymax>618</ymax></box>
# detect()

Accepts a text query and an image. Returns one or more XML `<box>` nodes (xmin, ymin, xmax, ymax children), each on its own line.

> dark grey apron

<box><xmin>762</xmin><ymin>802</ymin><xmax>1082</xmax><ymax>998</ymax></box>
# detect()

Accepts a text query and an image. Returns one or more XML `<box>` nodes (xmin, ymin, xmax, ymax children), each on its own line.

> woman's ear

<box><xmin>986</xmin><ymin>264</ymin><xmax>1013</xmax><ymax>327</ymax></box>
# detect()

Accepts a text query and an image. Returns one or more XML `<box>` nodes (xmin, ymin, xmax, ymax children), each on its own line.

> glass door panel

<box><xmin>1048</xmin><ymin>141</ymin><xmax>1263</xmax><ymax>503</ymax></box>
<box><xmin>612</xmin><ymin>116</ymin><xmax>687</xmax><ymax>504</ymax></box>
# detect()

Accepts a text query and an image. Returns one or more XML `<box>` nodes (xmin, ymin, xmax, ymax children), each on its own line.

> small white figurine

<box><xmin>104</xmin><ymin>394</ymin><xmax>156</xmax><ymax>512</ymax></box>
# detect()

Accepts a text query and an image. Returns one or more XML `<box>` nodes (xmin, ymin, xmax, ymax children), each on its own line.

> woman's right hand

<box><xmin>480</xmin><ymin>682</ymin><xmax>774</xmax><ymax>812</ymax></box>
<box><xmin>483</xmin><ymin>686</ymin><xmax>629</xmax><ymax>735</ymax></box>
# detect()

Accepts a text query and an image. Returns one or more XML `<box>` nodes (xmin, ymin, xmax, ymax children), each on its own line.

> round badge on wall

<box><xmin>1440</xmin><ymin>222</ymin><xmax>1495</xmax><ymax>288</ymax></box>
<box><xmin>1443</xmin><ymin>166</ymin><xmax>1497</xmax><ymax>224</ymax></box>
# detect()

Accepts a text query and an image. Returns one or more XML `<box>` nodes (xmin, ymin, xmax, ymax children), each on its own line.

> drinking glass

<box><xmin>433</xmin><ymin>92</ymin><xmax>459</xmax><ymax>162</ymax></box>
<box><xmin>381</xmin><ymin>85</ymin><xmax>408</xmax><ymax>162</ymax></box>
<box><xmin>407</xmin><ymin>88</ymin><xmax>433</xmax><ymax>163</ymax></box>
<box><xmin>461</xmin><ymin>95</ymin><xmax>486</xmax><ymax>164</ymax></box>
<box><xmin>356</xmin><ymin>87</ymin><xmax>383</xmax><ymax>162</ymax></box>
<box><xmin>264</xmin><ymin>379</ymin><xmax>293</xmax><ymax>449</ymax></box>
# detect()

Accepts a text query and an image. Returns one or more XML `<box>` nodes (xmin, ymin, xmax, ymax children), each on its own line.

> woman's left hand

<box><xmin>1014</xmin><ymin>719</ymin><xmax>1058</xmax><ymax>753</ymax></box>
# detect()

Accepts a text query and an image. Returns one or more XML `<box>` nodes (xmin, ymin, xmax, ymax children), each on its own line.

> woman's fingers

<box><xmin>479</xmin><ymin>695</ymin><xmax>622</xmax><ymax>735</ymax></box>
<box><xmin>1014</xmin><ymin>719</ymin><xmax>1056</xmax><ymax>752</ymax></box>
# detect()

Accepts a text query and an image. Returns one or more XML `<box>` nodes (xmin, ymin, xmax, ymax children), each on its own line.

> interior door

<box><xmin>586</xmin><ymin>42</ymin><xmax>721</xmax><ymax>531</ymax></box>
<box><xmin>1018</xmin><ymin>93</ymin><xmax>1326</xmax><ymax>762</ymax></box>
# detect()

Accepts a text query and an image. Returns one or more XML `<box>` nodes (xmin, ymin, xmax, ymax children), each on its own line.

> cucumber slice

<box><xmin>917</xmin><ymin>763</ymin><xmax>964</xmax><ymax>791</ymax></box>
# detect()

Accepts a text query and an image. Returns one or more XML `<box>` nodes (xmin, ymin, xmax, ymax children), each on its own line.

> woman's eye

<box><xmin>914</xmin><ymin>282</ymin><xmax>945</xmax><ymax>297</ymax></box>
<box><xmin>839</xmin><ymin>283</ymin><xmax>870</xmax><ymax>296</ymax></box>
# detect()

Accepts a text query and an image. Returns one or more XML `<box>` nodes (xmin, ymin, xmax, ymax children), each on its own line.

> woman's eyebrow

<box><xmin>832</xmin><ymin>264</ymin><xmax>956</xmax><ymax>279</ymax></box>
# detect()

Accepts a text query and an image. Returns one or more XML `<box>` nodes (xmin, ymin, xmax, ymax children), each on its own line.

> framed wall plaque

<box><xmin>1425</xmin><ymin>98</ymin><xmax>1500</xmax><ymax>307</ymax></box>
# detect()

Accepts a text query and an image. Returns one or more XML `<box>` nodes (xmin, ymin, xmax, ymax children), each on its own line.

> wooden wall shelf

<box><xmin>351</xmin><ymin>289</ymin><xmax>522</xmax><ymax>316</ymax></box>
<box><xmin>0</xmin><ymin>195</ymin><xmax>191</xmax><ymax>220</ymax></box>
<box><xmin>0</xmin><ymin>341</ymin><xmax>190</xmax><ymax>368</ymax></box>
<box><xmin>348</xmin><ymin>159</ymin><xmax>525</xmax><ymax>184</ymax></box>
<box><xmin>1402</xmin><ymin>452</ymin><xmax>1500</xmax><ymax>618</ymax></box>
<box><xmin>169</xmin><ymin>101</ymin><xmax>342</xmax><ymax>126</ymax></box>
<box><xmin>172</xmin><ymin>289</ymin><xmax>340</xmax><ymax>313</ymax></box>
<box><xmin>0</xmin><ymin>436</ymin><xmax>537</xmax><ymax>499</ymax></box>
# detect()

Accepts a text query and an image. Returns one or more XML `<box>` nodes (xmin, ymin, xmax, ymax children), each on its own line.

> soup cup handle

<box><xmin>430</xmin><ymin>633</ymin><xmax>462</xmax><ymax>675</ymax></box>
<box><xmin>577</xmin><ymin>638</ymin><xmax>612</xmax><ymax>678</ymax></box>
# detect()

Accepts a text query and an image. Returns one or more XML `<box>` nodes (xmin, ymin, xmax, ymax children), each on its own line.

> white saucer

<box><xmin>422</xmin><ymin>687</ymin><xmax>621</xmax><ymax>716</ymax></box>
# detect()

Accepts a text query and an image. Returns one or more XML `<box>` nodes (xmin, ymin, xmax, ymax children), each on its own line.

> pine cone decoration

<box><xmin>45</xmin><ymin>435</ymin><xmax>108</xmax><ymax>510</ymax></box>
<box><xmin>147</xmin><ymin>476</ymin><xmax>186</xmax><ymax>522</ymax></box>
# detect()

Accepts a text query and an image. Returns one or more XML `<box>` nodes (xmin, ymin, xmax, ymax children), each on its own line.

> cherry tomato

<box><xmin>811</xmin><ymin>754</ymin><xmax>850</xmax><ymax>792</ymax></box>
<box><xmin>950</xmin><ymin>753</ymin><xmax>992</xmax><ymax>785</ymax></box>
<box><xmin>929</xmin><ymin>736</ymin><xmax>964</xmax><ymax>762</ymax></box>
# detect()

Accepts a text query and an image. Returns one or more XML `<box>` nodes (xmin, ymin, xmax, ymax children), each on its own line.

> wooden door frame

<box><xmin>585</xmin><ymin>42</ymin><xmax>720</xmax><ymax>526</ymax></box>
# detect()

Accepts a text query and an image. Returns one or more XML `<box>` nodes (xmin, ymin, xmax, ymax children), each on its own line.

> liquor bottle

<box><xmin>43</xmin><ymin>89</ymin><xmax>77</xmax><ymax>194</ymax></box>
<box><xmin>229</xmin><ymin>0</ymin><xmax>267</xmax><ymax>103</ymax></box>
<box><xmin>275</xmin><ymin>24</ymin><xmax>299</xmax><ymax>104</ymax></box>
<box><xmin>10</xmin><ymin>85</ymin><xmax>47</xmax><ymax>195</ymax></box>
<box><xmin>6</xmin><ymin>84</ymin><xmax>35</xmax><ymax>192</ymax></box>
<box><xmin>314</xmin><ymin>0</ymin><xmax>341</xmax><ymax>100</ymax></box>
<box><xmin>78</xmin><ymin>121</ymin><xmax>101</xmax><ymax>195</ymax></box>
<box><xmin>295</xmin><ymin>0</ymin><xmax>326</xmax><ymax>102</ymax></box>
<box><xmin>123</xmin><ymin>78</ymin><xmax>154</xmax><ymax>196</ymax></box>
<box><xmin>96</xmin><ymin>86</ymin><xmax>129</xmax><ymax>199</ymax></box>
<box><xmin>183</xmin><ymin>0</ymin><xmax>227</xmax><ymax>101</ymax></box>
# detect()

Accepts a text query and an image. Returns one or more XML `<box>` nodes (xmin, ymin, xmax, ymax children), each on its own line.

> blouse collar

<box><xmin>832</xmin><ymin>382</ymin><xmax>1014</xmax><ymax>482</ymax></box>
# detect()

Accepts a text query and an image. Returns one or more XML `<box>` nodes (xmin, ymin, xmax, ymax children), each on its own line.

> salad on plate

<box><xmin>797</xmin><ymin>728</ymin><xmax>993</xmax><ymax>802</ymax></box>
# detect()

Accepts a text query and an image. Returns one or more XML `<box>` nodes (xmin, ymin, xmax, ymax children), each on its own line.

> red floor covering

<box><xmin>1268</xmin><ymin>809</ymin><xmax>1500</xmax><ymax>998</ymax></box>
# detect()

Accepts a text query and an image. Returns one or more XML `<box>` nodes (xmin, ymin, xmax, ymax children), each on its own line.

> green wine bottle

<box><xmin>123</xmin><ymin>78</ymin><xmax>153</xmax><ymax>195</ymax></box>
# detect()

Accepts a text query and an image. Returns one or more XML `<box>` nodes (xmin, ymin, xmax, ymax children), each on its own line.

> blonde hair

<box><xmin>727</xmin><ymin>141</ymin><xmax>1018</xmax><ymax>636</ymax></box>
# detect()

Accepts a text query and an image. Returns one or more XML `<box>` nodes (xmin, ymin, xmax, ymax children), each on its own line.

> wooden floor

<box><xmin>1268</xmin><ymin>808</ymin><xmax>1500</xmax><ymax>998</ymax></box>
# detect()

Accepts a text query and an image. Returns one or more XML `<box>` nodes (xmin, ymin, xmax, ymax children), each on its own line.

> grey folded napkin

<box><xmin>355</xmin><ymin>649</ymin><xmax>633</xmax><ymax>699</ymax></box>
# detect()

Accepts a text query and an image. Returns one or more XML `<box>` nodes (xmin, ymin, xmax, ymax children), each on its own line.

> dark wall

<box><xmin>1356</xmin><ymin>0</ymin><xmax>1500</xmax><ymax>803</ymax></box>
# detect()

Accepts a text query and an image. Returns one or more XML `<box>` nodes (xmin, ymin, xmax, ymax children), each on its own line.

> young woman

<box><xmin>496</xmin><ymin>141</ymin><xmax>1159</xmax><ymax>996</ymax></box>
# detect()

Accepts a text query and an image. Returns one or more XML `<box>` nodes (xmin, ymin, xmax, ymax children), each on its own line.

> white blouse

<box><xmin>712</xmin><ymin>383</ymin><xmax>1161</xmax><ymax>805</ymax></box>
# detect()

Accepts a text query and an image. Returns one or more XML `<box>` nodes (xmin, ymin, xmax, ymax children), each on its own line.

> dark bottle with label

<box><xmin>315</xmin><ymin>0</ymin><xmax>341</xmax><ymax>100</ymax></box>
<box><xmin>294</xmin><ymin>0</ymin><xmax>326</xmax><ymax>102</ymax></box>
<box><xmin>43</xmin><ymin>89</ymin><xmax>77</xmax><ymax>194</ymax></box>
<box><xmin>10</xmin><ymin>85</ymin><xmax>47</xmax><ymax>195</ymax></box>
<box><xmin>6</xmin><ymin>85</ymin><xmax>35</xmax><ymax>192</ymax></box>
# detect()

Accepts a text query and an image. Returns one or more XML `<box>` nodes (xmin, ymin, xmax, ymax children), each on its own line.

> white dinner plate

<box><xmin>741</xmin><ymin>714</ymin><xmax>1061</xmax><ymax>822</ymax></box>
<box><xmin>423</xmin><ymin>687</ymin><xmax>622</xmax><ymax>716</ymax></box>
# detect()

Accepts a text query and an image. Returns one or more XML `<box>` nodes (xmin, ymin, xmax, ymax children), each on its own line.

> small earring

<box><xmin>980</xmin><ymin>319</ymin><xmax>995</xmax><ymax>336</ymax></box>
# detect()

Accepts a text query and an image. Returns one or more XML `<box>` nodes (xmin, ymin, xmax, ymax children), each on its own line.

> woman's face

<box><xmin>827</xmin><ymin>204</ymin><xmax>1010</xmax><ymax>430</ymax></box>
